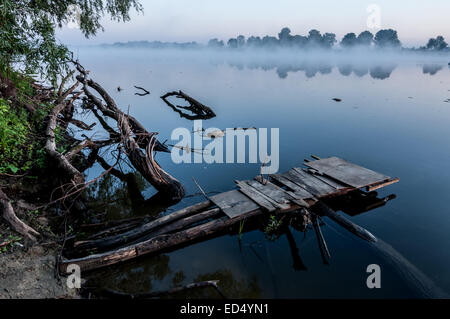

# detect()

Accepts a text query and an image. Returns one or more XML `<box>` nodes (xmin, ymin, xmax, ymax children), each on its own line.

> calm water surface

<box><xmin>74</xmin><ymin>48</ymin><xmax>450</xmax><ymax>298</ymax></box>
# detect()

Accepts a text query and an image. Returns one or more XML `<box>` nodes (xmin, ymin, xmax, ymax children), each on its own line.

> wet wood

<box><xmin>305</xmin><ymin>157</ymin><xmax>393</xmax><ymax>189</ymax></box>
<box><xmin>248</xmin><ymin>179</ymin><xmax>292</xmax><ymax>205</ymax></box>
<box><xmin>235</xmin><ymin>180</ymin><xmax>277</xmax><ymax>212</ymax></box>
<box><xmin>312</xmin><ymin>201</ymin><xmax>377</xmax><ymax>243</ymax></box>
<box><xmin>269</xmin><ymin>174</ymin><xmax>314</xmax><ymax>200</ymax></box>
<box><xmin>61</xmin><ymin>156</ymin><xmax>398</xmax><ymax>272</ymax></box>
<box><xmin>311</xmin><ymin>213</ymin><xmax>331</xmax><ymax>262</ymax></box>
<box><xmin>72</xmin><ymin>200</ymin><xmax>212</xmax><ymax>253</ymax></box>
<box><xmin>210</xmin><ymin>190</ymin><xmax>259</xmax><ymax>219</ymax></box>
<box><xmin>367</xmin><ymin>178</ymin><xmax>400</xmax><ymax>192</ymax></box>
<box><xmin>161</xmin><ymin>90</ymin><xmax>216</xmax><ymax>120</ymax></box>
<box><xmin>134</xmin><ymin>208</ymin><xmax>222</xmax><ymax>243</ymax></box>
<box><xmin>282</xmin><ymin>169</ymin><xmax>332</xmax><ymax>197</ymax></box>
<box><xmin>60</xmin><ymin>209</ymin><xmax>263</xmax><ymax>272</ymax></box>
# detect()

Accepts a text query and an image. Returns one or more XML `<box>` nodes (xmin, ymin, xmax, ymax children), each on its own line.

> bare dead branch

<box><xmin>0</xmin><ymin>189</ymin><xmax>40</xmax><ymax>241</ymax></box>
<box><xmin>134</xmin><ymin>86</ymin><xmax>150</xmax><ymax>96</ymax></box>
<box><xmin>161</xmin><ymin>90</ymin><xmax>216</xmax><ymax>120</ymax></box>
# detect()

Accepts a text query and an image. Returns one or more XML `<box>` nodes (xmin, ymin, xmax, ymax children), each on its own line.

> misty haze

<box><xmin>2</xmin><ymin>0</ymin><xmax>450</xmax><ymax>304</ymax></box>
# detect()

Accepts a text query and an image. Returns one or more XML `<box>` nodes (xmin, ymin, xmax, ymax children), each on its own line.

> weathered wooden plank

<box><xmin>269</xmin><ymin>174</ymin><xmax>314</xmax><ymax>200</ymax></box>
<box><xmin>248</xmin><ymin>179</ymin><xmax>291</xmax><ymax>204</ymax></box>
<box><xmin>284</xmin><ymin>169</ymin><xmax>335</xmax><ymax>197</ymax></box>
<box><xmin>304</xmin><ymin>168</ymin><xmax>348</xmax><ymax>190</ymax></box>
<box><xmin>292</xmin><ymin>168</ymin><xmax>338</xmax><ymax>195</ymax></box>
<box><xmin>254</xmin><ymin>176</ymin><xmax>310</xmax><ymax>208</ymax></box>
<box><xmin>305</xmin><ymin>157</ymin><xmax>390</xmax><ymax>189</ymax></box>
<box><xmin>245</xmin><ymin>180</ymin><xmax>291</xmax><ymax>210</ymax></box>
<box><xmin>210</xmin><ymin>190</ymin><xmax>259</xmax><ymax>219</ymax></box>
<box><xmin>235</xmin><ymin>180</ymin><xmax>277</xmax><ymax>212</ymax></box>
<box><xmin>367</xmin><ymin>178</ymin><xmax>400</xmax><ymax>192</ymax></box>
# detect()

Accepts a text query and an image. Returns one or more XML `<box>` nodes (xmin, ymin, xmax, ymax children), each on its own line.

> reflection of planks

<box><xmin>211</xmin><ymin>156</ymin><xmax>399</xmax><ymax>219</ymax></box>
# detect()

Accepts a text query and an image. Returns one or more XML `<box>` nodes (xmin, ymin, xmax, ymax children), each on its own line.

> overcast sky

<box><xmin>57</xmin><ymin>0</ymin><xmax>450</xmax><ymax>47</ymax></box>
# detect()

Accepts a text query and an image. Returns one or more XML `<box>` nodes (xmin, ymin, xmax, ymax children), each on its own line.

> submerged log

<box><xmin>313</xmin><ymin>201</ymin><xmax>377</xmax><ymax>243</ymax></box>
<box><xmin>72</xmin><ymin>200</ymin><xmax>212</xmax><ymax>253</ymax></box>
<box><xmin>60</xmin><ymin>207</ymin><xmax>265</xmax><ymax>273</ymax></box>
<box><xmin>161</xmin><ymin>90</ymin><xmax>216</xmax><ymax>120</ymax></box>
<box><xmin>311</xmin><ymin>213</ymin><xmax>331</xmax><ymax>264</ymax></box>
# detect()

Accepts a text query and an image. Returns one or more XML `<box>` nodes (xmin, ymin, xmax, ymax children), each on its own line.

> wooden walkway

<box><xmin>60</xmin><ymin>156</ymin><xmax>399</xmax><ymax>273</ymax></box>
<box><xmin>211</xmin><ymin>156</ymin><xmax>399</xmax><ymax>219</ymax></box>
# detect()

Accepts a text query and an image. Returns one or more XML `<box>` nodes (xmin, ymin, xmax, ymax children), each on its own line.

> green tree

<box><xmin>426</xmin><ymin>36</ymin><xmax>448</xmax><ymax>51</ymax></box>
<box><xmin>373</xmin><ymin>29</ymin><xmax>401</xmax><ymax>49</ymax></box>
<box><xmin>0</xmin><ymin>0</ymin><xmax>143</xmax><ymax>84</ymax></box>
<box><xmin>340</xmin><ymin>33</ymin><xmax>357</xmax><ymax>48</ymax></box>
<box><xmin>356</xmin><ymin>31</ymin><xmax>373</xmax><ymax>46</ymax></box>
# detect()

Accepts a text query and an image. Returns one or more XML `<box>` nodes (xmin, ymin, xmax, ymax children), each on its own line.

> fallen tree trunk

<box><xmin>313</xmin><ymin>201</ymin><xmax>377</xmax><ymax>243</ymax></box>
<box><xmin>0</xmin><ymin>189</ymin><xmax>39</xmax><ymax>241</ymax></box>
<box><xmin>60</xmin><ymin>207</ymin><xmax>264</xmax><ymax>273</ymax></box>
<box><xmin>74</xmin><ymin>62</ymin><xmax>184</xmax><ymax>200</ymax></box>
<box><xmin>72</xmin><ymin>200</ymin><xmax>212</xmax><ymax>253</ymax></box>
<box><xmin>126</xmin><ymin>207</ymin><xmax>221</xmax><ymax>245</ymax></box>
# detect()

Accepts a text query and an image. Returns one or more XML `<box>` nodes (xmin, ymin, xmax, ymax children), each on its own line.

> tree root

<box><xmin>0</xmin><ymin>189</ymin><xmax>40</xmax><ymax>241</ymax></box>
<box><xmin>44</xmin><ymin>81</ymin><xmax>85</xmax><ymax>185</ymax></box>
<box><xmin>74</xmin><ymin>60</ymin><xmax>185</xmax><ymax>201</ymax></box>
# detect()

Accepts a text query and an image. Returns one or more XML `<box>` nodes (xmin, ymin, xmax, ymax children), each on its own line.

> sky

<box><xmin>57</xmin><ymin>0</ymin><xmax>450</xmax><ymax>47</ymax></box>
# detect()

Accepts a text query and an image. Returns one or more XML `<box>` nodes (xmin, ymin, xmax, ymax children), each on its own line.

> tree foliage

<box><xmin>373</xmin><ymin>29</ymin><xmax>401</xmax><ymax>48</ymax></box>
<box><xmin>426</xmin><ymin>36</ymin><xmax>448</xmax><ymax>51</ymax></box>
<box><xmin>340</xmin><ymin>33</ymin><xmax>357</xmax><ymax>48</ymax></box>
<box><xmin>0</xmin><ymin>0</ymin><xmax>142</xmax><ymax>84</ymax></box>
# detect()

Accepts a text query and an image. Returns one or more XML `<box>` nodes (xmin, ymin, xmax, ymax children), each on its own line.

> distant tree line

<box><xmin>208</xmin><ymin>27</ymin><xmax>449</xmax><ymax>51</ymax></box>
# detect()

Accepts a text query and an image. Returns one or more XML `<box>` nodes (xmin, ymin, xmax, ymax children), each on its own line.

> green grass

<box><xmin>0</xmin><ymin>70</ymin><xmax>53</xmax><ymax>175</ymax></box>
<box><xmin>0</xmin><ymin>98</ymin><xmax>32</xmax><ymax>173</ymax></box>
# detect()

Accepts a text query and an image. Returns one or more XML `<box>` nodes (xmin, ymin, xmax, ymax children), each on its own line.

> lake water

<box><xmin>74</xmin><ymin>47</ymin><xmax>450</xmax><ymax>298</ymax></box>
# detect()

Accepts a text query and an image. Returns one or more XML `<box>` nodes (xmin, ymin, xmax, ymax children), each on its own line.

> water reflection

<box><xmin>422</xmin><ymin>64</ymin><xmax>443</xmax><ymax>75</ymax></box>
<box><xmin>225</xmin><ymin>59</ymin><xmax>440</xmax><ymax>80</ymax></box>
<box><xmin>84</xmin><ymin>167</ymin><xmax>174</xmax><ymax>220</ymax></box>
<box><xmin>86</xmin><ymin>255</ymin><xmax>262</xmax><ymax>298</ymax></box>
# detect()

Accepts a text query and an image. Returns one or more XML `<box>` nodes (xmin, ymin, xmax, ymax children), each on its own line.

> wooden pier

<box><xmin>60</xmin><ymin>156</ymin><xmax>399</xmax><ymax>273</ymax></box>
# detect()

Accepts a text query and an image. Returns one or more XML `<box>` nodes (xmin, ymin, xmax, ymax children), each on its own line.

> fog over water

<box><xmin>74</xmin><ymin>46</ymin><xmax>450</xmax><ymax>298</ymax></box>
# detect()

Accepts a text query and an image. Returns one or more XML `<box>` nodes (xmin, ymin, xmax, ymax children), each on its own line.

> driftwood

<box><xmin>313</xmin><ymin>201</ymin><xmax>377</xmax><ymax>242</ymax></box>
<box><xmin>161</xmin><ymin>90</ymin><xmax>216</xmax><ymax>120</ymax></box>
<box><xmin>72</xmin><ymin>200</ymin><xmax>212</xmax><ymax>254</ymax></box>
<box><xmin>0</xmin><ymin>189</ymin><xmax>39</xmax><ymax>241</ymax></box>
<box><xmin>134</xmin><ymin>86</ymin><xmax>150</xmax><ymax>96</ymax></box>
<box><xmin>74</xmin><ymin>61</ymin><xmax>185</xmax><ymax>200</ymax></box>
<box><xmin>97</xmin><ymin>280</ymin><xmax>225</xmax><ymax>299</ymax></box>
<box><xmin>60</xmin><ymin>207</ymin><xmax>265</xmax><ymax>272</ymax></box>
<box><xmin>311</xmin><ymin>213</ymin><xmax>331</xmax><ymax>264</ymax></box>
<box><xmin>44</xmin><ymin>81</ymin><xmax>85</xmax><ymax>185</ymax></box>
